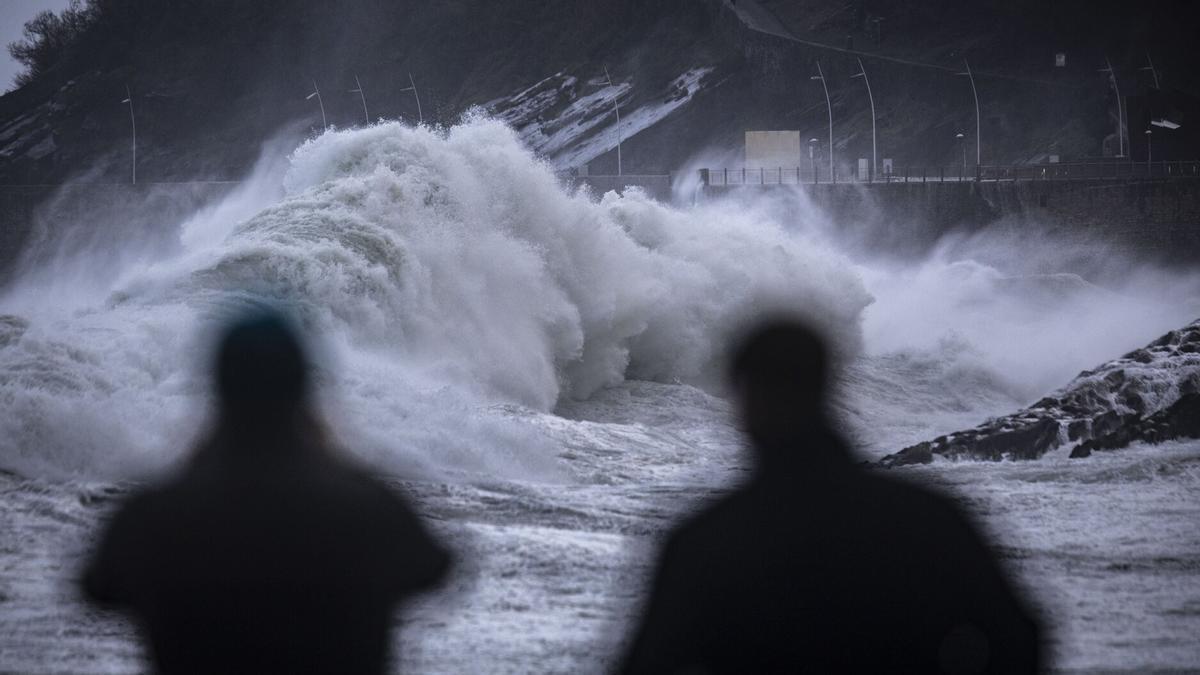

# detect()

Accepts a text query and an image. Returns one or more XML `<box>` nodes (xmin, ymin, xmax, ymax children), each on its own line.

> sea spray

<box><xmin>0</xmin><ymin>118</ymin><xmax>870</xmax><ymax>480</ymax></box>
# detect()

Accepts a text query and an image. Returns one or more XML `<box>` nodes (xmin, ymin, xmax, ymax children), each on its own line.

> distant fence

<box><xmin>700</xmin><ymin>160</ymin><xmax>1200</xmax><ymax>186</ymax></box>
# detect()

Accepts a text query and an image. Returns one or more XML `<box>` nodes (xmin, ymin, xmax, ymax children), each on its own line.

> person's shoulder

<box><xmin>104</xmin><ymin>480</ymin><xmax>179</xmax><ymax>527</ymax></box>
<box><xmin>855</xmin><ymin>467</ymin><xmax>991</xmax><ymax>541</ymax></box>
<box><xmin>664</xmin><ymin>488</ymin><xmax>758</xmax><ymax>552</ymax></box>
<box><xmin>308</xmin><ymin>453</ymin><xmax>422</xmax><ymax>517</ymax></box>
<box><xmin>858</xmin><ymin>466</ymin><xmax>959</xmax><ymax>507</ymax></box>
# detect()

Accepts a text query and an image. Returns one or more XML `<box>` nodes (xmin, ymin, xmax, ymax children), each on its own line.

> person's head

<box><xmin>214</xmin><ymin>309</ymin><xmax>310</xmax><ymax>430</ymax></box>
<box><xmin>729</xmin><ymin>317</ymin><xmax>832</xmax><ymax>453</ymax></box>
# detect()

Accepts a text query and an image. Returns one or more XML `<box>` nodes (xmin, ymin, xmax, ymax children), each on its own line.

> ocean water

<box><xmin>0</xmin><ymin>119</ymin><xmax>1197</xmax><ymax>672</ymax></box>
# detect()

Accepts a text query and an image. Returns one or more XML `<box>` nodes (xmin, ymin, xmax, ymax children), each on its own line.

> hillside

<box><xmin>0</xmin><ymin>0</ymin><xmax>1196</xmax><ymax>185</ymax></box>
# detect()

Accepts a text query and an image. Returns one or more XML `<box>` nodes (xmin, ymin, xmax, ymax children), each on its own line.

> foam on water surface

<box><xmin>0</xmin><ymin>118</ymin><xmax>871</xmax><ymax>481</ymax></box>
<box><xmin>1</xmin><ymin>118</ymin><xmax>1198</xmax><ymax>672</ymax></box>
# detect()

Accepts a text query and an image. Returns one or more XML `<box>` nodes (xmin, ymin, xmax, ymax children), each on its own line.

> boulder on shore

<box><xmin>879</xmin><ymin>319</ymin><xmax>1200</xmax><ymax>466</ymax></box>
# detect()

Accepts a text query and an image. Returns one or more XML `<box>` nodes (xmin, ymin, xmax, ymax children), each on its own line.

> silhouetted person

<box><xmin>617</xmin><ymin>319</ymin><xmax>1042</xmax><ymax>674</ymax></box>
<box><xmin>82</xmin><ymin>311</ymin><xmax>450</xmax><ymax>674</ymax></box>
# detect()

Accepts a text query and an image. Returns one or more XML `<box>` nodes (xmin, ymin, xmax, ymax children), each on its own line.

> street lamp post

<box><xmin>956</xmin><ymin>59</ymin><xmax>981</xmax><ymax>166</ymax></box>
<box><xmin>306</xmin><ymin>79</ymin><xmax>327</xmax><ymax>130</ymax></box>
<box><xmin>811</xmin><ymin>60</ymin><xmax>833</xmax><ymax>181</ymax></box>
<box><xmin>851</xmin><ymin>58</ymin><xmax>877</xmax><ymax>181</ymax></box>
<box><xmin>1099</xmin><ymin>58</ymin><xmax>1126</xmax><ymax>157</ymax></box>
<box><xmin>1145</xmin><ymin>128</ymin><xmax>1152</xmax><ymax>168</ymax></box>
<box><xmin>603</xmin><ymin>65</ymin><xmax>622</xmax><ymax>176</ymax></box>
<box><xmin>120</xmin><ymin>85</ymin><xmax>136</xmax><ymax>184</ymax></box>
<box><xmin>400</xmin><ymin>72</ymin><xmax>423</xmax><ymax>124</ymax></box>
<box><xmin>809</xmin><ymin>138</ymin><xmax>819</xmax><ymax>183</ymax></box>
<box><xmin>955</xmin><ymin>132</ymin><xmax>965</xmax><ymax>177</ymax></box>
<box><xmin>350</xmin><ymin>74</ymin><xmax>369</xmax><ymax>124</ymax></box>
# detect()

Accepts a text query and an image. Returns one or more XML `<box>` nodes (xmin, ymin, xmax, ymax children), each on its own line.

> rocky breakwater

<box><xmin>880</xmin><ymin>319</ymin><xmax>1200</xmax><ymax>466</ymax></box>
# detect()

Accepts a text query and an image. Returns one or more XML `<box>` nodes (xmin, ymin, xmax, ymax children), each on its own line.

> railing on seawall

<box><xmin>700</xmin><ymin>160</ymin><xmax>1200</xmax><ymax>186</ymax></box>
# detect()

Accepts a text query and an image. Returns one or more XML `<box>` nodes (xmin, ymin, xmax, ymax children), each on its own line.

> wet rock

<box><xmin>878</xmin><ymin>442</ymin><xmax>933</xmax><ymax>467</ymax></box>
<box><xmin>975</xmin><ymin>418</ymin><xmax>1061</xmax><ymax>461</ymax></box>
<box><xmin>1092</xmin><ymin>410</ymin><xmax>1139</xmax><ymax>438</ymax></box>
<box><xmin>879</xmin><ymin>318</ymin><xmax>1200</xmax><ymax>464</ymax></box>
<box><xmin>1076</xmin><ymin>393</ymin><xmax>1200</xmax><ymax>455</ymax></box>
<box><xmin>1032</xmin><ymin>396</ymin><xmax>1059</xmax><ymax>409</ymax></box>
<box><xmin>1066</xmin><ymin>419</ymin><xmax>1090</xmax><ymax>441</ymax></box>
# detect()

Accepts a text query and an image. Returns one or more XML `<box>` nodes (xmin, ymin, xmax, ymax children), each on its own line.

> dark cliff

<box><xmin>0</xmin><ymin>0</ymin><xmax>1197</xmax><ymax>185</ymax></box>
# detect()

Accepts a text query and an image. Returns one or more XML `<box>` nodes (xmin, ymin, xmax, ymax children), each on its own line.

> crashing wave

<box><xmin>0</xmin><ymin>118</ymin><xmax>870</xmax><ymax>480</ymax></box>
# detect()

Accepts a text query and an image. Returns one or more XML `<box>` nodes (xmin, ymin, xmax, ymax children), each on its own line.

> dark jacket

<box><xmin>618</xmin><ymin>429</ymin><xmax>1041</xmax><ymax>674</ymax></box>
<box><xmin>82</xmin><ymin>428</ymin><xmax>450</xmax><ymax>675</ymax></box>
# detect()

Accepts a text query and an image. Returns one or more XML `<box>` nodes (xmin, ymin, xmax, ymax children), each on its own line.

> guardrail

<box><xmin>700</xmin><ymin>160</ymin><xmax>1200</xmax><ymax>186</ymax></box>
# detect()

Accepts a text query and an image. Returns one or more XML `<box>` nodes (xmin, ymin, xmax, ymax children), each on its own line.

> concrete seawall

<box><xmin>2</xmin><ymin>176</ymin><xmax>1196</xmax><ymax>289</ymax></box>
<box><xmin>704</xmin><ymin>179</ymin><xmax>1200</xmax><ymax>263</ymax></box>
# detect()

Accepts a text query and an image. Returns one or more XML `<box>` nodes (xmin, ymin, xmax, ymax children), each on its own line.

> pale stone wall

<box><xmin>745</xmin><ymin>131</ymin><xmax>801</xmax><ymax>169</ymax></box>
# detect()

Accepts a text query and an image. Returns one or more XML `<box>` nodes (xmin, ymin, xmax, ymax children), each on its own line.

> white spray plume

<box><xmin>0</xmin><ymin>117</ymin><xmax>869</xmax><ymax>480</ymax></box>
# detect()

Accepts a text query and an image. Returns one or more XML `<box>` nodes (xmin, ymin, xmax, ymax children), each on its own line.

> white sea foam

<box><xmin>3</xmin><ymin>115</ymin><xmax>1197</xmax><ymax>481</ymax></box>
<box><xmin>0</xmin><ymin>117</ymin><xmax>869</xmax><ymax>480</ymax></box>
<box><xmin>2</xmin><ymin>117</ymin><xmax>1199</xmax><ymax>673</ymax></box>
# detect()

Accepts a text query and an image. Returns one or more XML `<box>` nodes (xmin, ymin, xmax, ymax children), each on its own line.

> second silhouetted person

<box><xmin>617</xmin><ymin>318</ymin><xmax>1042</xmax><ymax>674</ymax></box>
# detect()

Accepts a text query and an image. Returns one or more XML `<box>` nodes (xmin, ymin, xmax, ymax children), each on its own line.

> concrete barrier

<box><xmin>702</xmin><ymin>178</ymin><xmax>1200</xmax><ymax>263</ymax></box>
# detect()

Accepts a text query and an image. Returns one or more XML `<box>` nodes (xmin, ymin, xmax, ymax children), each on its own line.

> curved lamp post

<box><xmin>1099</xmin><ymin>58</ymin><xmax>1125</xmax><ymax>157</ymax></box>
<box><xmin>120</xmin><ymin>85</ymin><xmax>136</xmax><ymax>184</ymax></box>
<box><xmin>851</xmin><ymin>58</ymin><xmax>876</xmax><ymax>181</ymax></box>
<box><xmin>400</xmin><ymin>72</ymin><xmax>423</xmax><ymax>125</ymax></box>
<box><xmin>1140</xmin><ymin>52</ymin><xmax>1160</xmax><ymax>89</ymax></box>
<box><xmin>811</xmin><ymin>60</ymin><xmax>833</xmax><ymax>181</ymax></box>
<box><xmin>306</xmin><ymin>79</ymin><xmax>327</xmax><ymax>130</ymax></box>
<box><xmin>350</xmin><ymin>74</ymin><xmax>369</xmax><ymax>124</ymax></box>
<box><xmin>603</xmin><ymin>65</ymin><xmax>622</xmax><ymax>176</ymax></box>
<box><xmin>956</xmin><ymin>59</ymin><xmax>981</xmax><ymax>166</ymax></box>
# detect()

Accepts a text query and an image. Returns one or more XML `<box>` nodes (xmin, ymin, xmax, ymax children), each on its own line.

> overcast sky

<box><xmin>1</xmin><ymin>0</ymin><xmax>73</xmax><ymax>92</ymax></box>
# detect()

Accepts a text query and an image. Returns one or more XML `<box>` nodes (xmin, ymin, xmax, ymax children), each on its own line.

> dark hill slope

<box><xmin>0</xmin><ymin>0</ymin><xmax>1196</xmax><ymax>185</ymax></box>
<box><xmin>0</xmin><ymin>0</ymin><xmax>723</xmax><ymax>183</ymax></box>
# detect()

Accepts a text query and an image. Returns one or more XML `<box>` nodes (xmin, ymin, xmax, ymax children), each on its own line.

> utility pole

<box><xmin>956</xmin><ymin>59</ymin><xmax>981</xmax><ymax>166</ymax></box>
<box><xmin>120</xmin><ymin>85</ymin><xmax>136</xmax><ymax>184</ymax></box>
<box><xmin>306</xmin><ymin>79</ymin><xmax>327</xmax><ymax>130</ymax></box>
<box><xmin>603</xmin><ymin>65</ymin><xmax>622</xmax><ymax>176</ymax></box>
<box><xmin>851</xmin><ymin>58</ymin><xmax>876</xmax><ymax>181</ymax></box>
<box><xmin>350</xmin><ymin>74</ymin><xmax>369</xmax><ymax>124</ymax></box>
<box><xmin>1099</xmin><ymin>58</ymin><xmax>1125</xmax><ymax>157</ymax></box>
<box><xmin>400</xmin><ymin>72</ymin><xmax>422</xmax><ymax>124</ymax></box>
<box><xmin>811</xmin><ymin>60</ymin><xmax>833</xmax><ymax>180</ymax></box>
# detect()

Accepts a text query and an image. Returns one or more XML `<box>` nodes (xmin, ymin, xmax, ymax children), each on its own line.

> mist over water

<box><xmin>1</xmin><ymin>117</ymin><xmax>1197</xmax><ymax>482</ymax></box>
<box><xmin>2</xmin><ymin>116</ymin><xmax>1199</xmax><ymax>673</ymax></box>
<box><xmin>0</xmin><ymin>118</ymin><xmax>870</xmax><ymax>480</ymax></box>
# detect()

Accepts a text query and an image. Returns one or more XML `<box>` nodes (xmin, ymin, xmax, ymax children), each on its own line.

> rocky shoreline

<box><xmin>880</xmin><ymin>319</ymin><xmax>1200</xmax><ymax>466</ymax></box>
